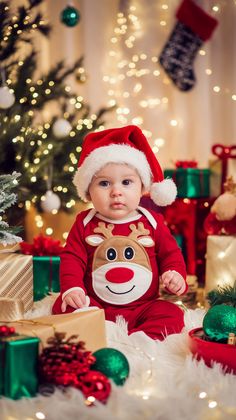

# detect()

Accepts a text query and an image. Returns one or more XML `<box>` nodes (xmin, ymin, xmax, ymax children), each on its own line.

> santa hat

<box><xmin>73</xmin><ymin>125</ymin><xmax>177</xmax><ymax>206</ymax></box>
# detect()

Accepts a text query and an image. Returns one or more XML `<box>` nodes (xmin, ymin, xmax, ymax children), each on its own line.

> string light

<box><xmin>35</xmin><ymin>411</ymin><xmax>46</xmax><ymax>419</ymax></box>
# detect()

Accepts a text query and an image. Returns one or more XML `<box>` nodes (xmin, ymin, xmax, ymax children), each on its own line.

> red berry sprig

<box><xmin>0</xmin><ymin>325</ymin><xmax>15</xmax><ymax>337</ymax></box>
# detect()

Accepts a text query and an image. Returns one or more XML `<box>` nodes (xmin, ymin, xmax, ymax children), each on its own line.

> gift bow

<box><xmin>20</xmin><ymin>235</ymin><xmax>63</xmax><ymax>256</ymax></box>
<box><xmin>175</xmin><ymin>160</ymin><xmax>198</xmax><ymax>168</ymax></box>
<box><xmin>212</xmin><ymin>144</ymin><xmax>236</xmax><ymax>193</ymax></box>
<box><xmin>212</xmin><ymin>144</ymin><xmax>236</xmax><ymax>159</ymax></box>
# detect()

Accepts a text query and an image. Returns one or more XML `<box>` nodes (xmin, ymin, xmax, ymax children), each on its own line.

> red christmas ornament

<box><xmin>0</xmin><ymin>325</ymin><xmax>15</xmax><ymax>336</ymax></box>
<box><xmin>79</xmin><ymin>370</ymin><xmax>111</xmax><ymax>403</ymax></box>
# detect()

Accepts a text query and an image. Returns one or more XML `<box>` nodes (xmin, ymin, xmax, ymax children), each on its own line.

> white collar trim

<box><xmin>83</xmin><ymin>206</ymin><xmax>157</xmax><ymax>229</ymax></box>
<box><xmin>137</xmin><ymin>206</ymin><xmax>157</xmax><ymax>229</ymax></box>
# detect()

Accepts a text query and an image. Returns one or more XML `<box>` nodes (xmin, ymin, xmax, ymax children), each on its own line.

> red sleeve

<box><xmin>59</xmin><ymin>213</ymin><xmax>88</xmax><ymax>295</ymax></box>
<box><xmin>154</xmin><ymin>213</ymin><xmax>187</xmax><ymax>285</ymax></box>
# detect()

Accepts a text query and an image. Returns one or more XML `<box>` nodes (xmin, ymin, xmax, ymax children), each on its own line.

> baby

<box><xmin>52</xmin><ymin>125</ymin><xmax>187</xmax><ymax>340</ymax></box>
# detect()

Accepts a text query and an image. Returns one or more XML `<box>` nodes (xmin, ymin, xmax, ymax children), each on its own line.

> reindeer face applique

<box><xmin>86</xmin><ymin>222</ymin><xmax>154</xmax><ymax>305</ymax></box>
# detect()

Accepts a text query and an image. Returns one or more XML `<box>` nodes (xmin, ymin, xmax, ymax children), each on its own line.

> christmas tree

<box><xmin>0</xmin><ymin>172</ymin><xmax>22</xmax><ymax>245</ymax></box>
<box><xmin>0</xmin><ymin>0</ymin><xmax>110</xmax><ymax>214</ymax></box>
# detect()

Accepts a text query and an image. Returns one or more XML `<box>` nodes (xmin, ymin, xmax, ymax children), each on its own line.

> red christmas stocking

<box><xmin>159</xmin><ymin>0</ymin><xmax>218</xmax><ymax>91</ymax></box>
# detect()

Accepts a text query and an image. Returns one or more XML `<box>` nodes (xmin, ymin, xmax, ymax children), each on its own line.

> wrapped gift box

<box><xmin>0</xmin><ymin>334</ymin><xmax>39</xmax><ymax>399</ymax></box>
<box><xmin>209</xmin><ymin>144</ymin><xmax>236</xmax><ymax>197</ymax></box>
<box><xmin>164</xmin><ymin>168</ymin><xmax>210</xmax><ymax>198</ymax></box>
<box><xmin>0</xmin><ymin>251</ymin><xmax>33</xmax><ymax>312</ymax></box>
<box><xmin>162</xmin><ymin>197</ymin><xmax>215</xmax><ymax>284</ymax></box>
<box><xmin>6</xmin><ymin>310</ymin><xmax>106</xmax><ymax>353</ymax></box>
<box><xmin>33</xmin><ymin>256</ymin><xmax>60</xmax><ymax>301</ymax></box>
<box><xmin>205</xmin><ymin>235</ymin><xmax>236</xmax><ymax>294</ymax></box>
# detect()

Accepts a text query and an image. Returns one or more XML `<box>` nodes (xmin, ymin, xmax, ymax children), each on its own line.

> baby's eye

<box><xmin>122</xmin><ymin>179</ymin><xmax>132</xmax><ymax>186</ymax></box>
<box><xmin>99</xmin><ymin>180</ymin><xmax>110</xmax><ymax>187</ymax></box>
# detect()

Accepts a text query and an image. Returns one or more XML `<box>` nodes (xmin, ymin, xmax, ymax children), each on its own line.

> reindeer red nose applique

<box><xmin>86</xmin><ymin>222</ymin><xmax>154</xmax><ymax>305</ymax></box>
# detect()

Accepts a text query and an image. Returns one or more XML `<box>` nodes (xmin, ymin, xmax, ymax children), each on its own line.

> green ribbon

<box><xmin>33</xmin><ymin>256</ymin><xmax>60</xmax><ymax>301</ymax></box>
<box><xmin>0</xmin><ymin>335</ymin><xmax>39</xmax><ymax>399</ymax></box>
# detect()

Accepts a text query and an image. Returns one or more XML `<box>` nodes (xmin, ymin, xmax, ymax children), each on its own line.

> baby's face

<box><xmin>88</xmin><ymin>163</ymin><xmax>143</xmax><ymax>220</ymax></box>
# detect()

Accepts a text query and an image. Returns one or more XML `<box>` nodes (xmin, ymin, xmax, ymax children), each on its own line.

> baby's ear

<box><xmin>141</xmin><ymin>186</ymin><xmax>148</xmax><ymax>195</ymax></box>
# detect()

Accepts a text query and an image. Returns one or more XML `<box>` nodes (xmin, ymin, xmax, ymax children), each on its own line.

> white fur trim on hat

<box><xmin>73</xmin><ymin>144</ymin><xmax>152</xmax><ymax>202</ymax></box>
<box><xmin>150</xmin><ymin>178</ymin><xmax>177</xmax><ymax>206</ymax></box>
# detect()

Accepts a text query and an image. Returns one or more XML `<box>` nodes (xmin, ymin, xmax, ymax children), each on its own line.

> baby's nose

<box><xmin>111</xmin><ymin>186</ymin><xmax>122</xmax><ymax>196</ymax></box>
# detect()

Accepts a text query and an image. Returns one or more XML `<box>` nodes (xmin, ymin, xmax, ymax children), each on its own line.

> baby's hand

<box><xmin>161</xmin><ymin>270</ymin><xmax>186</xmax><ymax>296</ymax></box>
<box><xmin>61</xmin><ymin>289</ymin><xmax>87</xmax><ymax>312</ymax></box>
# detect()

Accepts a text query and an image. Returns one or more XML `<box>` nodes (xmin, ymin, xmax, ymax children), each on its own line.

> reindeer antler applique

<box><xmin>128</xmin><ymin>222</ymin><xmax>150</xmax><ymax>240</ymax></box>
<box><xmin>94</xmin><ymin>222</ymin><xmax>114</xmax><ymax>238</ymax></box>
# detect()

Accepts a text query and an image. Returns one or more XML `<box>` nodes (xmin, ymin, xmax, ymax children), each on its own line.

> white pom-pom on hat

<box><xmin>150</xmin><ymin>179</ymin><xmax>177</xmax><ymax>206</ymax></box>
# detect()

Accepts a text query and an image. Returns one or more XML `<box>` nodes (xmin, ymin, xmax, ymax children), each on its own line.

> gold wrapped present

<box><xmin>5</xmin><ymin>310</ymin><xmax>106</xmax><ymax>353</ymax></box>
<box><xmin>0</xmin><ymin>249</ymin><xmax>33</xmax><ymax>312</ymax></box>
<box><xmin>205</xmin><ymin>235</ymin><xmax>236</xmax><ymax>294</ymax></box>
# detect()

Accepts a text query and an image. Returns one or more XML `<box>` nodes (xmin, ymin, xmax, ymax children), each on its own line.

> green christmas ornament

<box><xmin>203</xmin><ymin>304</ymin><xmax>236</xmax><ymax>343</ymax></box>
<box><xmin>92</xmin><ymin>348</ymin><xmax>130</xmax><ymax>386</ymax></box>
<box><xmin>60</xmin><ymin>6</ymin><xmax>80</xmax><ymax>27</ymax></box>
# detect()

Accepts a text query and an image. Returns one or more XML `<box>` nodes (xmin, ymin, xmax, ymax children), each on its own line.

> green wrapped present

<box><xmin>0</xmin><ymin>331</ymin><xmax>39</xmax><ymax>399</ymax></box>
<box><xmin>164</xmin><ymin>168</ymin><xmax>210</xmax><ymax>198</ymax></box>
<box><xmin>20</xmin><ymin>235</ymin><xmax>63</xmax><ymax>302</ymax></box>
<box><xmin>33</xmin><ymin>256</ymin><xmax>60</xmax><ymax>301</ymax></box>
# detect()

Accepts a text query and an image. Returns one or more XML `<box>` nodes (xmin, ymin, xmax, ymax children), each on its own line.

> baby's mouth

<box><xmin>111</xmin><ymin>203</ymin><xmax>124</xmax><ymax>208</ymax></box>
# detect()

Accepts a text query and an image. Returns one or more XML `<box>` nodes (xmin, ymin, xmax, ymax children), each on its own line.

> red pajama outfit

<box><xmin>52</xmin><ymin>206</ymin><xmax>187</xmax><ymax>340</ymax></box>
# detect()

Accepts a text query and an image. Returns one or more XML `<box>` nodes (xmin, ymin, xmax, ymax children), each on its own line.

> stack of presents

<box><xmin>0</xmin><ymin>143</ymin><xmax>235</xmax><ymax>400</ymax></box>
<box><xmin>160</xmin><ymin>143</ymin><xmax>236</xmax><ymax>305</ymax></box>
<box><xmin>0</xmin><ymin>237</ymin><xmax>106</xmax><ymax>400</ymax></box>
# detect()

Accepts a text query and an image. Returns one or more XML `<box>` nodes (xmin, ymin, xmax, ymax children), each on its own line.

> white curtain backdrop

<box><xmin>37</xmin><ymin>0</ymin><xmax>236</xmax><ymax>169</ymax></box>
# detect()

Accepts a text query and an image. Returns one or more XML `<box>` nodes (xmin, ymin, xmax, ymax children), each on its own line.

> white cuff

<box><xmin>72</xmin><ymin>306</ymin><xmax>99</xmax><ymax>313</ymax></box>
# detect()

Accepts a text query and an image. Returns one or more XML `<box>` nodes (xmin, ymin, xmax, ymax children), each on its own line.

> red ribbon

<box><xmin>212</xmin><ymin>144</ymin><xmax>236</xmax><ymax>193</ymax></box>
<box><xmin>175</xmin><ymin>160</ymin><xmax>198</xmax><ymax>169</ymax></box>
<box><xmin>20</xmin><ymin>235</ymin><xmax>64</xmax><ymax>256</ymax></box>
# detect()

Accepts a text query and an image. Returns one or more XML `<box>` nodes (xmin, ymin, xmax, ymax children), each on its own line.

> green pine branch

<box><xmin>0</xmin><ymin>0</ymin><xmax>113</xmax><ymax>213</ymax></box>
<box><xmin>0</xmin><ymin>0</ymin><xmax>50</xmax><ymax>62</ymax></box>
<box><xmin>206</xmin><ymin>281</ymin><xmax>236</xmax><ymax>308</ymax></box>
<box><xmin>0</xmin><ymin>172</ymin><xmax>22</xmax><ymax>245</ymax></box>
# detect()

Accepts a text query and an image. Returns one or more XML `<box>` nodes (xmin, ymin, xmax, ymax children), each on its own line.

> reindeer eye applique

<box><xmin>106</xmin><ymin>247</ymin><xmax>117</xmax><ymax>261</ymax></box>
<box><xmin>124</xmin><ymin>246</ymin><xmax>134</xmax><ymax>260</ymax></box>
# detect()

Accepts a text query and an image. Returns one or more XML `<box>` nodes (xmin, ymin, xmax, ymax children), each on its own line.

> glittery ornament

<box><xmin>60</xmin><ymin>6</ymin><xmax>80</xmax><ymax>27</ymax></box>
<box><xmin>203</xmin><ymin>304</ymin><xmax>236</xmax><ymax>342</ymax></box>
<box><xmin>92</xmin><ymin>348</ymin><xmax>129</xmax><ymax>385</ymax></box>
<box><xmin>79</xmin><ymin>370</ymin><xmax>111</xmax><ymax>403</ymax></box>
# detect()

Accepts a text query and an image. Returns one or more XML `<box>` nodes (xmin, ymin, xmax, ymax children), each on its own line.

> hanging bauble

<box><xmin>60</xmin><ymin>6</ymin><xmax>80</xmax><ymax>27</ymax></box>
<box><xmin>203</xmin><ymin>304</ymin><xmax>236</xmax><ymax>343</ymax></box>
<box><xmin>41</xmin><ymin>190</ymin><xmax>61</xmax><ymax>213</ymax></box>
<box><xmin>52</xmin><ymin>118</ymin><xmax>72</xmax><ymax>138</ymax></box>
<box><xmin>0</xmin><ymin>86</ymin><xmax>15</xmax><ymax>109</ymax></box>
<box><xmin>79</xmin><ymin>370</ymin><xmax>111</xmax><ymax>403</ymax></box>
<box><xmin>92</xmin><ymin>348</ymin><xmax>129</xmax><ymax>386</ymax></box>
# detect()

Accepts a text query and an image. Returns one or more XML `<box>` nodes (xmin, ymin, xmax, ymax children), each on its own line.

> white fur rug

<box><xmin>1</xmin><ymin>299</ymin><xmax>236</xmax><ymax>420</ymax></box>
